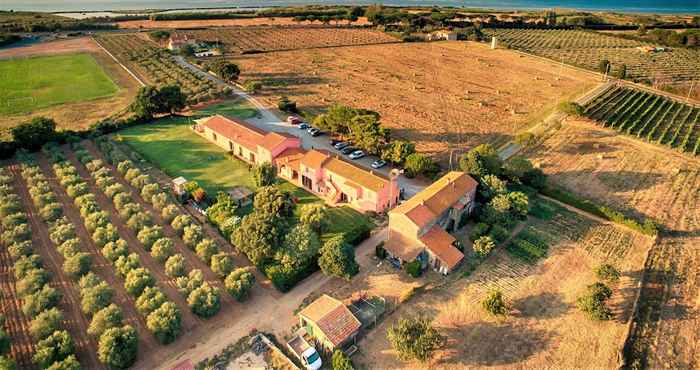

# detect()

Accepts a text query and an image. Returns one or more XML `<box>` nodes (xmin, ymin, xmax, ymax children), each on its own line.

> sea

<box><xmin>1</xmin><ymin>0</ymin><xmax>699</xmax><ymax>14</ymax></box>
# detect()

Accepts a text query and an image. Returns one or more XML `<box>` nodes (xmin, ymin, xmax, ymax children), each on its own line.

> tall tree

<box><xmin>11</xmin><ymin>117</ymin><xmax>57</xmax><ymax>151</ymax></box>
<box><xmin>318</xmin><ymin>236</ymin><xmax>358</xmax><ymax>280</ymax></box>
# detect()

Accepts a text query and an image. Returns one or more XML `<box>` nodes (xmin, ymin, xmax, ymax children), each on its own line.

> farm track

<box><xmin>8</xmin><ymin>163</ymin><xmax>104</xmax><ymax>370</ymax></box>
<box><xmin>61</xmin><ymin>148</ymin><xmax>204</xmax><ymax>332</ymax></box>
<box><xmin>0</xmin><ymin>221</ymin><xmax>35</xmax><ymax>369</ymax></box>
<box><xmin>35</xmin><ymin>153</ymin><xmax>159</xmax><ymax>360</ymax></box>
<box><xmin>79</xmin><ymin>143</ymin><xmax>234</xmax><ymax>305</ymax></box>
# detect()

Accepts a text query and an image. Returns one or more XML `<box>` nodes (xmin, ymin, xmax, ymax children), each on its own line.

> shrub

<box><xmin>101</xmin><ymin>239</ymin><xmax>129</xmax><ymax>264</ymax></box>
<box><xmin>80</xmin><ymin>281</ymin><xmax>114</xmax><ymax>315</ymax></box>
<box><xmin>332</xmin><ymin>349</ymin><xmax>355</xmax><ymax>370</ymax></box>
<box><xmin>278</xmin><ymin>96</ymin><xmax>297</xmax><ymax>113</ymax></box>
<box><xmin>576</xmin><ymin>282</ymin><xmax>613</xmax><ymax>320</ymax></box>
<box><xmin>252</xmin><ymin>162</ymin><xmax>276</xmax><ymax>187</ymax></box>
<box><xmin>97</xmin><ymin>326</ymin><xmax>138</xmax><ymax>370</ymax></box>
<box><xmin>151</xmin><ymin>238</ymin><xmax>175</xmax><ymax>263</ymax></box>
<box><xmin>469</xmin><ymin>223</ymin><xmax>490</xmax><ymax>241</ymax></box>
<box><xmin>0</xmin><ymin>329</ymin><xmax>10</xmax><ymax>356</ymax></box>
<box><xmin>187</xmin><ymin>283</ymin><xmax>221</xmax><ymax>318</ymax></box>
<box><xmin>88</xmin><ymin>304</ymin><xmax>123</xmax><ymax>338</ymax></box>
<box><xmin>146</xmin><ymin>302</ymin><xmax>182</xmax><ymax>344</ymax></box>
<box><xmin>29</xmin><ymin>307</ymin><xmax>63</xmax><ymax>340</ymax></box>
<box><xmin>405</xmin><ymin>260</ymin><xmax>422</xmax><ymax>278</ymax></box>
<box><xmin>488</xmin><ymin>224</ymin><xmax>509</xmax><ymax>243</ymax></box>
<box><xmin>473</xmin><ymin>236</ymin><xmax>496</xmax><ymax>258</ymax></box>
<box><xmin>387</xmin><ymin>316</ymin><xmax>445</xmax><ymax>362</ymax></box>
<box><xmin>210</xmin><ymin>253</ymin><xmax>233</xmax><ymax>279</ymax></box>
<box><xmin>375</xmin><ymin>242</ymin><xmax>386</xmax><ymax>259</ymax></box>
<box><xmin>63</xmin><ymin>252</ymin><xmax>92</xmax><ymax>280</ymax></box>
<box><xmin>165</xmin><ymin>254</ymin><xmax>186</xmax><ymax>278</ymax></box>
<box><xmin>481</xmin><ymin>290</ymin><xmax>508</xmax><ymax>316</ymax></box>
<box><xmin>32</xmin><ymin>330</ymin><xmax>74</xmax><ymax>369</ymax></box>
<box><xmin>176</xmin><ymin>269</ymin><xmax>204</xmax><ymax>296</ymax></box>
<box><xmin>127</xmin><ymin>212</ymin><xmax>152</xmax><ymax>232</ymax></box>
<box><xmin>104</xmin><ymin>183</ymin><xmax>126</xmax><ymax>199</ymax></box>
<box><xmin>195</xmin><ymin>238</ymin><xmax>219</xmax><ymax>264</ymax></box>
<box><xmin>85</xmin><ymin>211</ymin><xmax>110</xmax><ymax>232</ymax></box>
<box><xmin>299</xmin><ymin>203</ymin><xmax>328</xmax><ymax>233</ymax></box>
<box><xmin>92</xmin><ymin>225</ymin><xmax>119</xmax><ymax>248</ymax></box>
<box><xmin>171</xmin><ymin>214</ymin><xmax>193</xmax><ymax>236</ymax></box>
<box><xmin>117</xmin><ymin>160</ymin><xmax>134</xmax><ymax>175</ymax></box>
<box><xmin>115</xmin><ymin>253</ymin><xmax>140</xmax><ymax>278</ymax></box>
<box><xmin>124</xmin><ymin>268</ymin><xmax>155</xmax><ymax>297</ymax></box>
<box><xmin>224</xmin><ymin>268</ymin><xmax>255</xmax><ymax>302</ymax></box>
<box><xmin>141</xmin><ymin>183</ymin><xmax>160</xmax><ymax>202</ymax></box>
<box><xmin>162</xmin><ymin>204</ymin><xmax>180</xmax><ymax>223</ymax></box>
<box><xmin>137</xmin><ymin>225</ymin><xmax>163</xmax><ymax>251</ymax></box>
<box><xmin>558</xmin><ymin>101</ymin><xmax>584</xmax><ymax>116</ymax></box>
<box><xmin>403</xmin><ymin>153</ymin><xmax>438</xmax><ymax>178</ymax></box>
<box><xmin>135</xmin><ymin>286</ymin><xmax>166</xmax><ymax>316</ymax></box>
<box><xmin>183</xmin><ymin>224</ymin><xmax>204</xmax><ymax>249</ymax></box>
<box><xmin>16</xmin><ymin>268</ymin><xmax>49</xmax><ymax>296</ymax></box>
<box><xmin>595</xmin><ymin>264</ymin><xmax>621</xmax><ymax>282</ymax></box>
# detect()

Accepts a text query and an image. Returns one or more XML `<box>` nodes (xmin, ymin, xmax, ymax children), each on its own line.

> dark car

<box><xmin>308</xmin><ymin>128</ymin><xmax>324</xmax><ymax>137</ymax></box>
<box><xmin>340</xmin><ymin>146</ymin><xmax>357</xmax><ymax>155</ymax></box>
<box><xmin>334</xmin><ymin>141</ymin><xmax>351</xmax><ymax>150</ymax></box>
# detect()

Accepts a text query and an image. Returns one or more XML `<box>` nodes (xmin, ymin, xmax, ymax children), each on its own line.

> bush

<box><xmin>88</xmin><ymin>304</ymin><xmax>123</xmax><ymax>338</ymax></box>
<box><xmin>405</xmin><ymin>260</ymin><xmax>422</xmax><ymax>278</ymax></box>
<box><xmin>183</xmin><ymin>224</ymin><xmax>204</xmax><ymax>249</ymax></box>
<box><xmin>224</xmin><ymin>268</ymin><xmax>255</xmax><ymax>302</ymax></box>
<box><xmin>403</xmin><ymin>153</ymin><xmax>438</xmax><ymax>178</ymax></box>
<box><xmin>595</xmin><ymin>264</ymin><xmax>621</xmax><ymax>283</ymax></box>
<box><xmin>299</xmin><ymin>203</ymin><xmax>328</xmax><ymax>233</ymax></box>
<box><xmin>558</xmin><ymin>101</ymin><xmax>584</xmax><ymax>116</ymax></box>
<box><xmin>124</xmin><ymin>268</ymin><xmax>155</xmax><ymax>297</ymax></box>
<box><xmin>195</xmin><ymin>238</ymin><xmax>219</xmax><ymax>264</ymax></box>
<box><xmin>32</xmin><ymin>330</ymin><xmax>74</xmax><ymax>369</ymax></box>
<box><xmin>210</xmin><ymin>253</ymin><xmax>234</xmax><ymax>279</ymax></box>
<box><xmin>577</xmin><ymin>282</ymin><xmax>613</xmax><ymax>320</ymax></box>
<box><xmin>146</xmin><ymin>302</ymin><xmax>182</xmax><ymax>344</ymax></box>
<box><xmin>80</xmin><ymin>281</ymin><xmax>114</xmax><ymax>315</ymax></box>
<box><xmin>171</xmin><ymin>214</ymin><xmax>193</xmax><ymax>236</ymax></box>
<box><xmin>375</xmin><ymin>242</ymin><xmax>387</xmax><ymax>259</ymax></box>
<box><xmin>387</xmin><ymin>316</ymin><xmax>445</xmax><ymax>362</ymax></box>
<box><xmin>115</xmin><ymin>253</ymin><xmax>140</xmax><ymax>278</ymax></box>
<box><xmin>101</xmin><ymin>239</ymin><xmax>129</xmax><ymax>264</ymax></box>
<box><xmin>473</xmin><ymin>236</ymin><xmax>496</xmax><ymax>258</ymax></box>
<box><xmin>161</xmin><ymin>204</ymin><xmax>180</xmax><ymax>223</ymax></box>
<box><xmin>332</xmin><ymin>349</ymin><xmax>355</xmax><ymax>370</ymax></box>
<box><xmin>92</xmin><ymin>225</ymin><xmax>119</xmax><ymax>248</ymax></box>
<box><xmin>137</xmin><ymin>225</ymin><xmax>163</xmax><ymax>251</ymax></box>
<box><xmin>151</xmin><ymin>238</ymin><xmax>175</xmax><ymax>263</ymax></box>
<box><xmin>278</xmin><ymin>96</ymin><xmax>297</xmax><ymax>113</ymax></box>
<box><xmin>469</xmin><ymin>223</ymin><xmax>490</xmax><ymax>241</ymax></box>
<box><xmin>63</xmin><ymin>252</ymin><xmax>92</xmax><ymax>280</ymax></box>
<box><xmin>29</xmin><ymin>307</ymin><xmax>63</xmax><ymax>340</ymax></box>
<box><xmin>97</xmin><ymin>326</ymin><xmax>138</xmax><ymax>370</ymax></box>
<box><xmin>187</xmin><ymin>283</ymin><xmax>221</xmax><ymax>318</ymax></box>
<box><xmin>481</xmin><ymin>290</ymin><xmax>508</xmax><ymax>316</ymax></box>
<box><xmin>488</xmin><ymin>224</ymin><xmax>509</xmax><ymax>244</ymax></box>
<box><xmin>165</xmin><ymin>254</ymin><xmax>186</xmax><ymax>278</ymax></box>
<box><xmin>22</xmin><ymin>285</ymin><xmax>61</xmax><ymax>317</ymax></box>
<box><xmin>135</xmin><ymin>286</ymin><xmax>167</xmax><ymax>316</ymax></box>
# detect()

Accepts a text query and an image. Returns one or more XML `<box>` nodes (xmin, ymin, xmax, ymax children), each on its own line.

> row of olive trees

<box><xmin>11</xmin><ymin>160</ymin><xmax>82</xmax><ymax>369</ymax></box>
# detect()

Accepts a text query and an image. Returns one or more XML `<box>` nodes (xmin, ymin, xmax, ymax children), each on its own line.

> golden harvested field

<box><xmin>0</xmin><ymin>37</ymin><xmax>139</xmax><ymax>138</ymax></box>
<box><xmin>181</xmin><ymin>26</ymin><xmax>397</xmax><ymax>54</ymax></box>
<box><xmin>523</xmin><ymin>118</ymin><xmax>700</xmax><ymax>368</ymax></box>
<box><xmin>117</xmin><ymin>16</ymin><xmax>370</xmax><ymax>29</ymax></box>
<box><xmin>355</xmin><ymin>201</ymin><xmax>653</xmax><ymax>369</ymax></box>
<box><xmin>236</xmin><ymin>41</ymin><xmax>596</xmax><ymax>162</ymax></box>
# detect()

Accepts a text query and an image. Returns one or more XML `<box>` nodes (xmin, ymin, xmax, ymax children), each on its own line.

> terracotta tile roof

<box><xmin>419</xmin><ymin>225</ymin><xmax>463</xmax><ymax>270</ymax></box>
<box><xmin>274</xmin><ymin>147</ymin><xmax>306</xmax><ymax>172</ymax></box>
<box><xmin>299</xmin><ymin>295</ymin><xmax>361</xmax><ymax>347</ymax></box>
<box><xmin>261</xmin><ymin>131</ymin><xmax>298</xmax><ymax>151</ymax></box>
<box><xmin>385</xmin><ymin>229</ymin><xmax>424</xmax><ymax>261</ymax></box>
<box><xmin>323</xmin><ymin>157</ymin><xmax>389</xmax><ymax>193</ymax></box>
<box><xmin>197</xmin><ymin>115</ymin><xmax>265</xmax><ymax>151</ymax></box>
<box><xmin>404</xmin><ymin>204</ymin><xmax>436</xmax><ymax>229</ymax></box>
<box><xmin>300</xmin><ymin>149</ymin><xmax>330</xmax><ymax>169</ymax></box>
<box><xmin>391</xmin><ymin>171</ymin><xmax>477</xmax><ymax>227</ymax></box>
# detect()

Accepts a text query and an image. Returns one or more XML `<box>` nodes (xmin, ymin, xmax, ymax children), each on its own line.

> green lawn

<box><xmin>117</xmin><ymin>101</ymin><xmax>372</xmax><ymax>241</ymax></box>
<box><xmin>0</xmin><ymin>53</ymin><xmax>118</xmax><ymax>115</ymax></box>
<box><xmin>196</xmin><ymin>100</ymin><xmax>259</xmax><ymax>119</ymax></box>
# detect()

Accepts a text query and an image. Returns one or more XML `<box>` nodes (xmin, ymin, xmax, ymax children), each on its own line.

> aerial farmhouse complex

<box><xmin>193</xmin><ymin>115</ymin><xmax>398</xmax><ymax>212</ymax></box>
<box><xmin>385</xmin><ymin>171</ymin><xmax>478</xmax><ymax>274</ymax></box>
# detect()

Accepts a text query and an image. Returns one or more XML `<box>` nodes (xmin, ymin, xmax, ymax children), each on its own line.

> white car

<box><xmin>371</xmin><ymin>159</ymin><xmax>387</xmax><ymax>169</ymax></box>
<box><xmin>301</xmin><ymin>347</ymin><xmax>322</xmax><ymax>370</ymax></box>
<box><xmin>348</xmin><ymin>150</ymin><xmax>366</xmax><ymax>160</ymax></box>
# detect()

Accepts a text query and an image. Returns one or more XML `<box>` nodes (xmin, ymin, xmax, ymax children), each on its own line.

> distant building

<box><xmin>192</xmin><ymin>115</ymin><xmax>397</xmax><ymax>213</ymax></box>
<box><xmin>428</xmin><ymin>30</ymin><xmax>458</xmax><ymax>41</ymax></box>
<box><xmin>385</xmin><ymin>171</ymin><xmax>478</xmax><ymax>275</ymax></box>
<box><xmin>167</xmin><ymin>33</ymin><xmax>195</xmax><ymax>50</ymax></box>
<box><xmin>298</xmin><ymin>294</ymin><xmax>361</xmax><ymax>351</ymax></box>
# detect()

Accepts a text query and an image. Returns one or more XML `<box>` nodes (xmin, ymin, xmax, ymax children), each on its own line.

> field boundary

<box><xmin>91</xmin><ymin>35</ymin><xmax>146</xmax><ymax>87</ymax></box>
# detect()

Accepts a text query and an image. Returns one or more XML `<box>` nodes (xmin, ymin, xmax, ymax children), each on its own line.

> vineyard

<box><xmin>583</xmin><ymin>85</ymin><xmax>700</xmax><ymax>154</ymax></box>
<box><xmin>483</xmin><ymin>29</ymin><xmax>700</xmax><ymax>84</ymax></box>
<box><xmin>180</xmin><ymin>26</ymin><xmax>398</xmax><ymax>54</ymax></box>
<box><xmin>0</xmin><ymin>139</ymin><xmax>257</xmax><ymax>368</ymax></box>
<box><xmin>95</xmin><ymin>34</ymin><xmax>219</xmax><ymax>103</ymax></box>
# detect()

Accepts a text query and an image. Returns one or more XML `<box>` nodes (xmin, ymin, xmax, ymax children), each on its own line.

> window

<box><xmin>212</xmin><ymin>133</ymin><xmax>217</xmax><ymax>140</ymax></box>
<box><xmin>229</xmin><ymin>141</ymin><xmax>233</xmax><ymax>150</ymax></box>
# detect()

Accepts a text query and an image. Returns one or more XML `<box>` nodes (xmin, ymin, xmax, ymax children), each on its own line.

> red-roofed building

<box><xmin>298</xmin><ymin>294</ymin><xmax>361</xmax><ymax>351</ymax></box>
<box><xmin>386</xmin><ymin>171</ymin><xmax>477</xmax><ymax>274</ymax></box>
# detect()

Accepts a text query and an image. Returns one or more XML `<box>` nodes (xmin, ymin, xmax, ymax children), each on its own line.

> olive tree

<box><xmin>135</xmin><ymin>286</ymin><xmax>166</xmax><ymax>316</ymax></box>
<box><xmin>150</xmin><ymin>238</ymin><xmax>174</xmax><ymax>263</ymax></box>
<box><xmin>32</xmin><ymin>330</ymin><xmax>74</xmax><ymax>369</ymax></box>
<box><xmin>88</xmin><ymin>304</ymin><xmax>123</xmax><ymax>338</ymax></box>
<box><xmin>97</xmin><ymin>325</ymin><xmax>138</xmax><ymax>369</ymax></box>
<box><xmin>124</xmin><ymin>268</ymin><xmax>155</xmax><ymax>297</ymax></box>
<box><xmin>195</xmin><ymin>238</ymin><xmax>219</xmax><ymax>264</ymax></box>
<box><xmin>165</xmin><ymin>254</ymin><xmax>186</xmax><ymax>278</ymax></box>
<box><xmin>80</xmin><ymin>281</ymin><xmax>114</xmax><ymax>315</ymax></box>
<box><xmin>224</xmin><ymin>268</ymin><xmax>255</xmax><ymax>302</ymax></box>
<box><xmin>29</xmin><ymin>307</ymin><xmax>63</xmax><ymax>340</ymax></box>
<box><xmin>146</xmin><ymin>302</ymin><xmax>181</xmax><ymax>344</ymax></box>
<box><xmin>210</xmin><ymin>253</ymin><xmax>233</xmax><ymax>279</ymax></box>
<box><xmin>187</xmin><ymin>283</ymin><xmax>220</xmax><ymax>318</ymax></box>
<box><xmin>22</xmin><ymin>285</ymin><xmax>61</xmax><ymax>317</ymax></box>
<box><xmin>62</xmin><ymin>252</ymin><xmax>92</xmax><ymax>280</ymax></box>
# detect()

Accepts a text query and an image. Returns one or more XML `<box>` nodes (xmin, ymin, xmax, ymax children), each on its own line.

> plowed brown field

<box><xmin>235</xmin><ymin>41</ymin><xmax>596</xmax><ymax>162</ymax></box>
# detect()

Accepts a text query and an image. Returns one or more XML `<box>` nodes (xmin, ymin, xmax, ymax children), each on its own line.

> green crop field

<box><xmin>0</xmin><ymin>53</ymin><xmax>118</xmax><ymax>115</ymax></box>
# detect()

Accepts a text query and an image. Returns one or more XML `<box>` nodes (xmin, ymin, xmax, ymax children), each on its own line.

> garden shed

<box><xmin>173</xmin><ymin>176</ymin><xmax>188</xmax><ymax>195</ymax></box>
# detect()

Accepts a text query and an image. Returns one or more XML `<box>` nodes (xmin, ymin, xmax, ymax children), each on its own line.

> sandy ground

<box><xmin>235</xmin><ymin>41</ymin><xmax>596</xmax><ymax>163</ymax></box>
<box><xmin>353</xmin><ymin>205</ymin><xmax>652</xmax><ymax>369</ymax></box>
<box><xmin>116</xmin><ymin>17</ymin><xmax>370</xmax><ymax>29</ymax></box>
<box><xmin>0</xmin><ymin>37</ymin><xmax>140</xmax><ymax>138</ymax></box>
<box><xmin>523</xmin><ymin>118</ymin><xmax>700</xmax><ymax>368</ymax></box>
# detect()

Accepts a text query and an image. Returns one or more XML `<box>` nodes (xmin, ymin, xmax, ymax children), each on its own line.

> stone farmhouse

<box><xmin>193</xmin><ymin>115</ymin><xmax>398</xmax><ymax>213</ymax></box>
<box><xmin>385</xmin><ymin>171</ymin><xmax>478</xmax><ymax>274</ymax></box>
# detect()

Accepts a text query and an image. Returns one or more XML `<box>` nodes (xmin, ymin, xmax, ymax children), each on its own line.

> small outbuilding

<box><xmin>173</xmin><ymin>177</ymin><xmax>188</xmax><ymax>195</ymax></box>
<box><xmin>227</xmin><ymin>186</ymin><xmax>254</xmax><ymax>207</ymax></box>
<box><xmin>298</xmin><ymin>294</ymin><xmax>361</xmax><ymax>352</ymax></box>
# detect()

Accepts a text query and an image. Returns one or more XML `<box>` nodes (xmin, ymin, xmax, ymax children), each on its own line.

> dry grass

<box><xmin>0</xmin><ymin>37</ymin><xmax>139</xmax><ymax>139</ymax></box>
<box><xmin>235</xmin><ymin>41</ymin><xmax>596</xmax><ymax>163</ymax></box>
<box><xmin>353</xmin><ymin>205</ymin><xmax>652</xmax><ymax>369</ymax></box>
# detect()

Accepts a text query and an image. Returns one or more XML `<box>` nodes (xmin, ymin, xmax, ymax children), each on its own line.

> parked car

<box><xmin>287</xmin><ymin>116</ymin><xmax>302</xmax><ymax>125</ymax></box>
<box><xmin>371</xmin><ymin>159</ymin><xmax>387</xmax><ymax>169</ymax></box>
<box><xmin>308</xmin><ymin>128</ymin><xmax>323</xmax><ymax>137</ymax></box>
<box><xmin>334</xmin><ymin>141</ymin><xmax>351</xmax><ymax>150</ymax></box>
<box><xmin>340</xmin><ymin>146</ymin><xmax>357</xmax><ymax>155</ymax></box>
<box><xmin>329</xmin><ymin>138</ymin><xmax>341</xmax><ymax>146</ymax></box>
<box><xmin>299</xmin><ymin>123</ymin><xmax>310</xmax><ymax>130</ymax></box>
<box><xmin>348</xmin><ymin>150</ymin><xmax>366</xmax><ymax>160</ymax></box>
<box><xmin>287</xmin><ymin>332</ymin><xmax>322</xmax><ymax>370</ymax></box>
